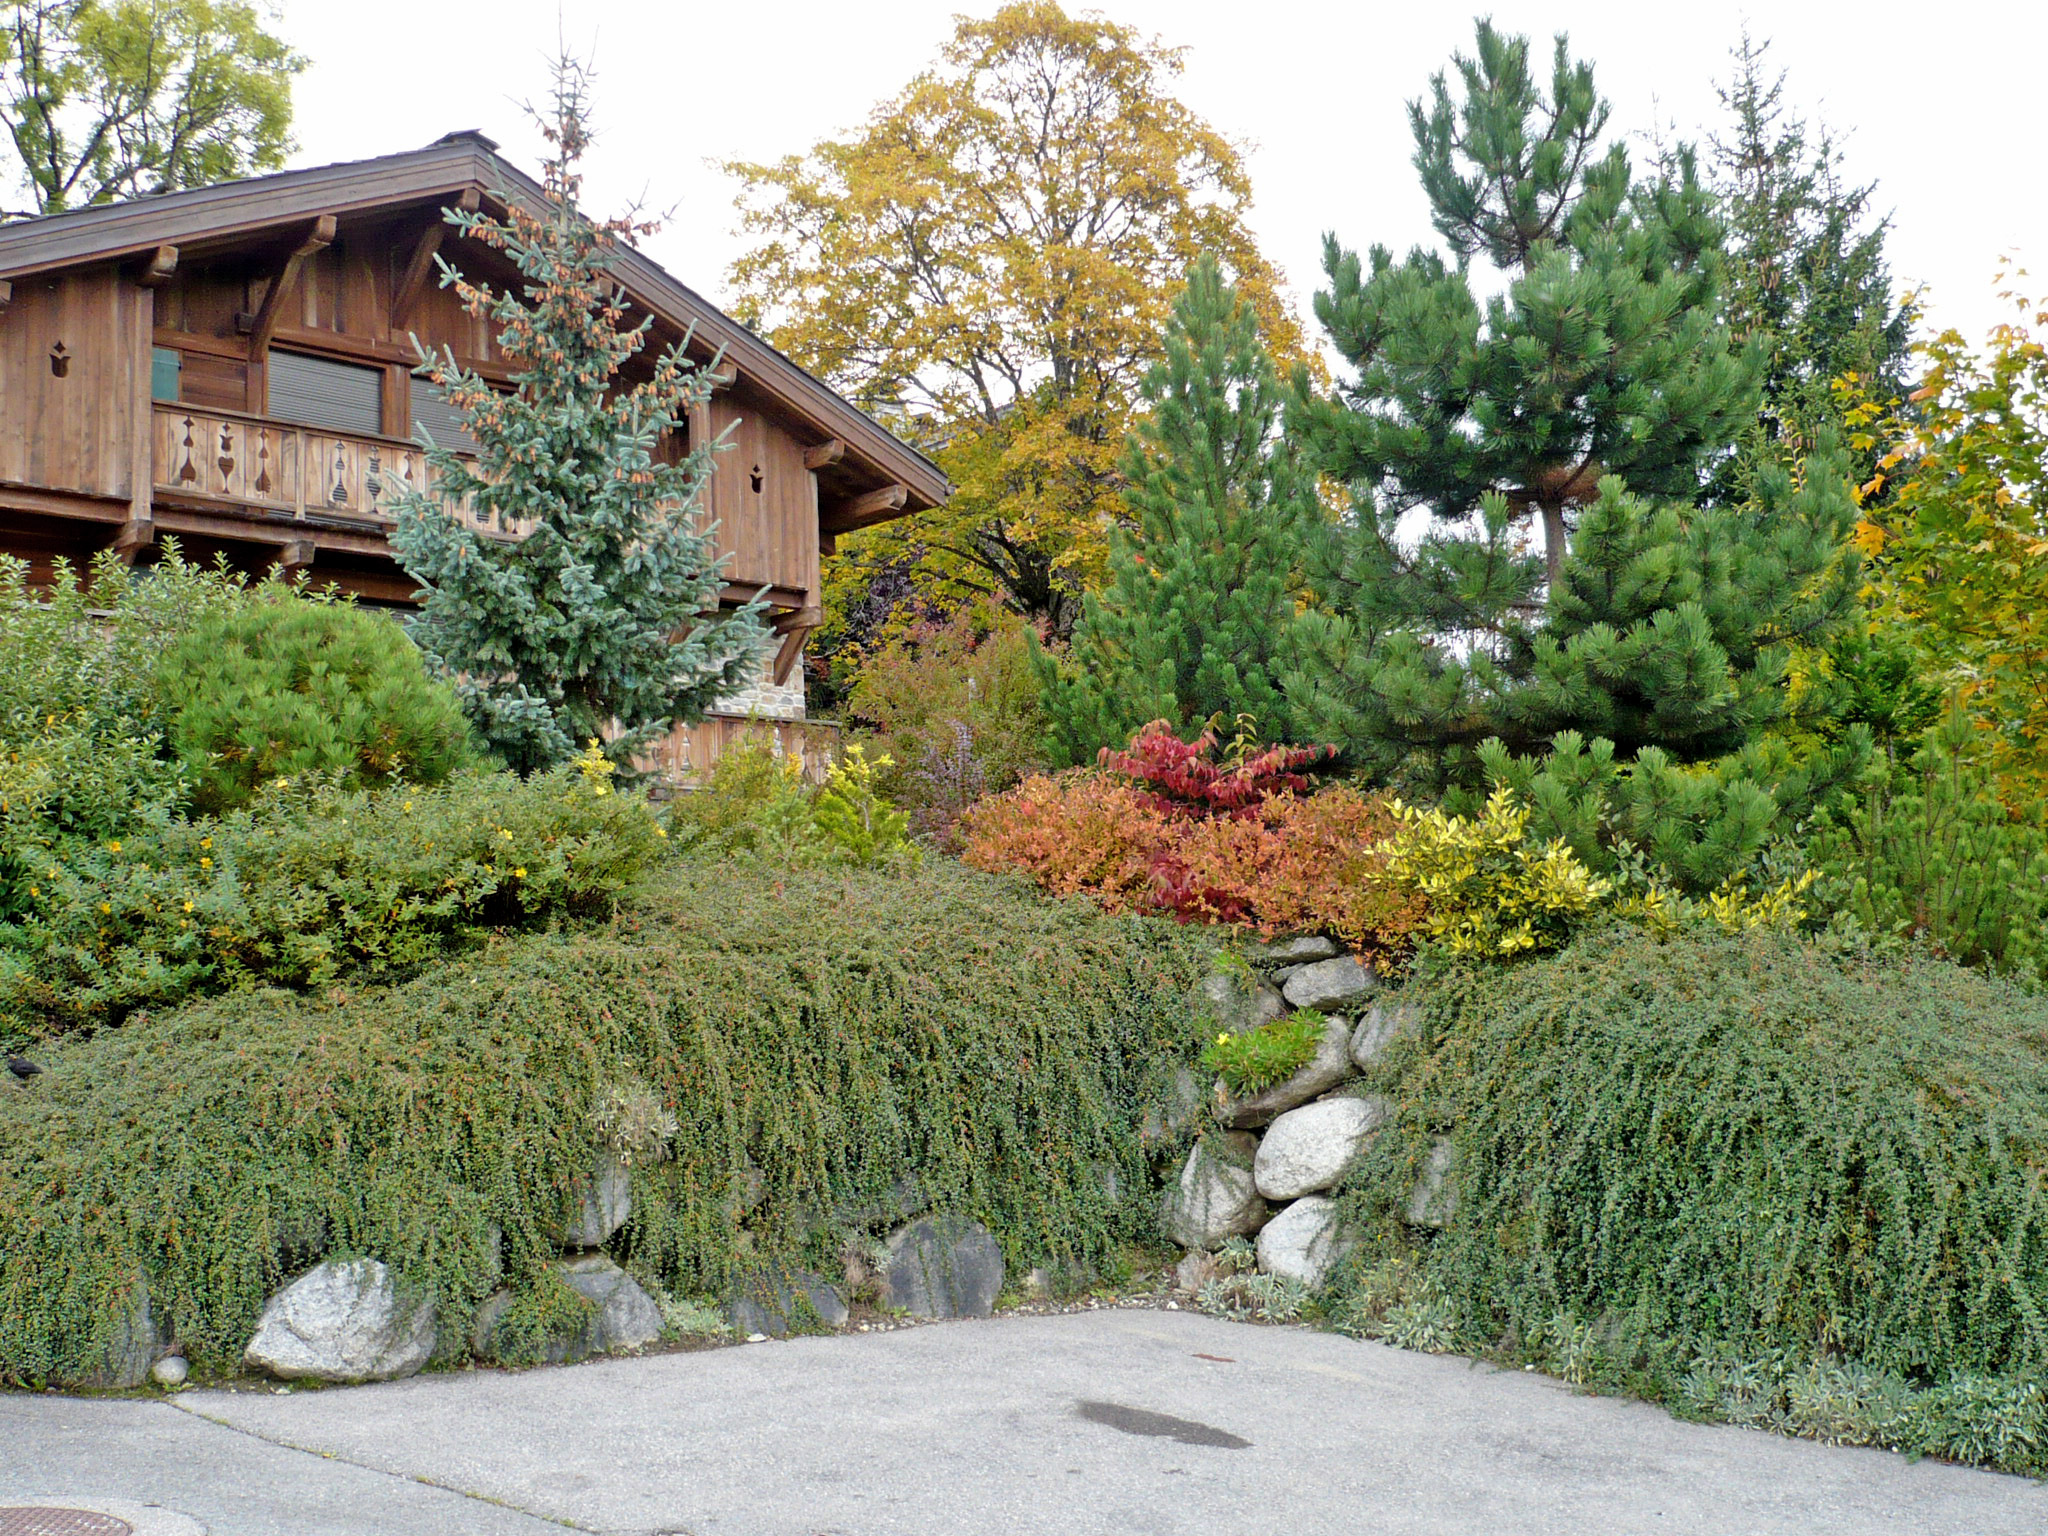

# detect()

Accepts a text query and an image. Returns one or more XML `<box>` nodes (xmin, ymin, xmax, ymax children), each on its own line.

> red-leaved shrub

<box><xmin>960</xmin><ymin>772</ymin><xmax>1426</xmax><ymax>958</ymax></box>
<box><xmin>1102</xmin><ymin>720</ymin><xmax>1336</xmax><ymax>820</ymax></box>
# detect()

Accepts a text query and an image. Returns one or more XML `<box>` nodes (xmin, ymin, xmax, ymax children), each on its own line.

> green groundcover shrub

<box><xmin>0</xmin><ymin>754</ymin><xmax>668</xmax><ymax>1039</ymax></box>
<box><xmin>0</xmin><ymin>858</ymin><xmax>1210</xmax><ymax>1385</ymax></box>
<box><xmin>1337</xmin><ymin>925</ymin><xmax>2048</xmax><ymax>1473</ymax></box>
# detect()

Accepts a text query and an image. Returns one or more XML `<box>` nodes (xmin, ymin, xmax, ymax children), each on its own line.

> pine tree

<box><xmin>389</xmin><ymin>59</ymin><xmax>765</xmax><ymax>775</ymax></box>
<box><xmin>1286</xmin><ymin>22</ymin><xmax>1864</xmax><ymax>795</ymax></box>
<box><xmin>1039</xmin><ymin>257</ymin><xmax>1317</xmax><ymax>763</ymax></box>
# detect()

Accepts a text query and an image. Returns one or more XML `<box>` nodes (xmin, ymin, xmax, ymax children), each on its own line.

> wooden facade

<box><xmin>0</xmin><ymin>133</ymin><xmax>946</xmax><ymax>782</ymax></box>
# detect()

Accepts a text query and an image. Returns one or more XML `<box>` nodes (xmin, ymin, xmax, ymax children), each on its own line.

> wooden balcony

<box><xmin>149</xmin><ymin>402</ymin><xmax>528</xmax><ymax>537</ymax></box>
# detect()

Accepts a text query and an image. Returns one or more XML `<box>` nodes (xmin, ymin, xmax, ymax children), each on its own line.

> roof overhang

<box><xmin>0</xmin><ymin>134</ymin><xmax>948</xmax><ymax>514</ymax></box>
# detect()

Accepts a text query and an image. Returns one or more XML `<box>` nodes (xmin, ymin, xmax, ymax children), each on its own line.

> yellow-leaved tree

<box><xmin>1847</xmin><ymin>276</ymin><xmax>2048</xmax><ymax>798</ymax></box>
<box><xmin>724</xmin><ymin>0</ymin><xmax>1307</xmax><ymax>656</ymax></box>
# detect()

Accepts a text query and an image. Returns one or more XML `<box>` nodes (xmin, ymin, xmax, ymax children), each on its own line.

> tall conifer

<box><xmin>390</xmin><ymin>60</ymin><xmax>765</xmax><ymax>774</ymax></box>
<box><xmin>1041</xmin><ymin>258</ymin><xmax>1315</xmax><ymax>763</ymax></box>
<box><xmin>1287</xmin><ymin>22</ymin><xmax>1863</xmax><ymax>794</ymax></box>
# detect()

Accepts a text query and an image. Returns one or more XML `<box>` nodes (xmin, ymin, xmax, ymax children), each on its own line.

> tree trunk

<box><xmin>1540</xmin><ymin>500</ymin><xmax>1569</xmax><ymax>593</ymax></box>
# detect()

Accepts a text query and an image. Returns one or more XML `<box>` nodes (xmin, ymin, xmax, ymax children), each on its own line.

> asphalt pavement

<box><xmin>4</xmin><ymin>1308</ymin><xmax>2043</xmax><ymax>1536</ymax></box>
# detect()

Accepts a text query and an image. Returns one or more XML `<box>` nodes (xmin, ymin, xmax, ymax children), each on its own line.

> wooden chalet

<box><xmin>0</xmin><ymin>131</ymin><xmax>946</xmax><ymax>780</ymax></box>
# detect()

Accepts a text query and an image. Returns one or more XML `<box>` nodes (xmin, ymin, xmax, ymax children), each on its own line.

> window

<box><xmin>406</xmin><ymin>378</ymin><xmax>481</xmax><ymax>455</ymax></box>
<box><xmin>150</xmin><ymin>346</ymin><xmax>181</xmax><ymax>403</ymax></box>
<box><xmin>267</xmin><ymin>350</ymin><xmax>383</xmax><ymax>436</ymax></box>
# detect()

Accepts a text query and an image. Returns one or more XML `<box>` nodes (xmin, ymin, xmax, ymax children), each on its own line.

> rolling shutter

<box><xmin>406</xmin><ymin>379</ymin><xmax>481</xmax><ymax>454</ymax></box>
<box><xmin>267</xmin><ymin>350</ymin><xmax>383</xmax><ymax>436</ymax></box>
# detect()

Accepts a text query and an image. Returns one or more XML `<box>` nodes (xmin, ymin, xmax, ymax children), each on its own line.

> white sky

<box><xmin>276</xmin><ymin>0</ymin><xmax>2044</xmax><ymax>358</ymax></box>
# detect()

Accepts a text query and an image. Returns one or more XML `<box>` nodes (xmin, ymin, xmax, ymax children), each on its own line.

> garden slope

<box><xmin>1358</xmin><ymin>928</ymin><xmax>2048</xmax><ymax>1397</ymax></box>
<box><xmin>0</xmin><ymin>859</ymin><xmax>1212</xmax><ymax>1384</ymax></box>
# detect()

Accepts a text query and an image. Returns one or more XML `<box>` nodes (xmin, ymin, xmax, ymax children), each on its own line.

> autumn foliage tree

<box><xmin>1850</xmin><ymin>279</ymin><xmax>2048</xmax><ymax>797</ymax></box>
<box><xmin>724</xmin><ymin>1</ymin><xmax>1304</xmax><ymax>641</ymax></box>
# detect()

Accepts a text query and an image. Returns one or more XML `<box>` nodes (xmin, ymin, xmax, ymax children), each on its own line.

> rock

<box><xmin>1161</xmin><ymin>1131</ymin><xmax>1268</xmax><ymax>1248</ymax></box>
<box><xmin>76</xmin><ymin>1277</ymin><xmax>160</xmax><ymax>1389</ymax></box>
<box><xmin>1141</xmin><ymin>1064</ymin><xmax>1209</xmax><ymax>1148</ymax></box>
<box><xmin>880</xmin><ymin>1214</ymin><xmax>1005</xmax><ymax>1319</ymax></box>
<box><xmin>473</xmin><ymin>1255</ymin><xmax>664</xmax><ymax>1365</ymax></box>
<box><xmin>1253</xmin><ymin>1096</ymin><xmax>1389</xmax><ymax>1200</ymax></box>
<box><xmin>1193</xmin><ymin>971</ymin><xmax>1285</xmax><ymax>1036</ymax></box>
<box><xmin>1281</xmin><ymin>955</ymin><xmax>1379</xmax><ymax>1012</ymax></box>
<box><xmin>1174</xmin><ymin>1249</ymin><xmax>1219</xmax><ymax>1293</ymax></box>
<box><xmin>1349</xmin><ymin>1001</ymin><xmax>1418</xmax><ymax>1071</ymax></box>
<box><xmin>729</xmin><ymin>1266</ymin><xmax>849</xmax><ymax>1337</ymax></box>
<box><xmin>1238</xmin><ymin>935</ymin><xmax>1339</xmax><ymax>967</ymax></box>
<box><xmin>1217</xmin><ymin>1014</ymin><xmax>1355</xmax><ymax>1129</ymax></box>
<box><xmin>244</xmin><ymin>1259</ymin><xmax>434</xmax><ymax>1383</ymax></box>
<box><xmin>1407</xmin><ymin>1139</ymin><xmax>1458</xmax><ymax>1229</ymax></box>
<box><xmin>1256</xmin><ymin>1196</ymin><xmax>1354</xmax><ymax>1290</ymax></box>
<box><xmin>151</xmin><ymin>1354</ymin><xmax>189</xmax><ymax>1388</ymax></box>
<box><xmin>550</xmin><ymin>1158</ymin><xmax>631</xmax><ymax>1249</ymax></box>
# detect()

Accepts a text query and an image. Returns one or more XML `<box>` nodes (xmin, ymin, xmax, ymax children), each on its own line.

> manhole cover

<box><xmin>0</xmin><ymin>1509</ymin><xmax>134</xmax><ymax>1536</ymax></box>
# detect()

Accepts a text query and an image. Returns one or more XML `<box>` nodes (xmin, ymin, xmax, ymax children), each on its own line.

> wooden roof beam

<box><xmin>390</xmin><ymin>189</ymin><xmax>481</xmax><ymax>333</ymax></box>
<box><xmin>820</xmin><ymin>482</ymin><xmax>909</xmax><ymax>533</ymax></box>
<box><xmin>239</xmin><ymin>214</ymin><xmax>336</xmax><ymax>353</ymax></box>
<box><xmin>133</xmin><ymin>245</ymin><xmax>178</xmax><ymax>286</ymax></box>
<box><xmin>803</xmin><ymin>438</ymin><xmax>845</xmax><ymax>470</ymax></box>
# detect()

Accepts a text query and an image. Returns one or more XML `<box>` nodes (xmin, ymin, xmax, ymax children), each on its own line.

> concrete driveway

<box><xmin>4</xmin><ymin>1308</ymin><xmax>2043</xmax><ymax>1536</ymax></box>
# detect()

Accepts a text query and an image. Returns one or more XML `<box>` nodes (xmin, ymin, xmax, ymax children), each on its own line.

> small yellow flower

<box><xmin>404</xmin><ymin>801</ymin><xmax>414</xmax><ymax>812</ymax></box>
<box><xmin>500</xmin><ymin>829</ymin><xmax>513</xmax><ymax>841</ymax></box>
<box><xmin>654</xmin><ymin>826</ymin><xmax>667</xmax><ymax>839</ymax></box>
<box><xmin>99</xmin><ymin>901</ymin><xmax>111</xmax><ymax>914</ymax></box>
<box><xmin>182</xmin><ymin>900</ymin><xmax>194</xmax><ymax>913</ymax></box>
<box><xmin>514</xmin><ymin>867</ymin><xmax>526</xmax><ymax>878</ymax></box>
<box><xmin>108</xmin><ymin>840</ymin><xmax>121</xmax><ymax>853</ymax></box>
<box><xmin>1216</xmin><ymin>1034</ymin><xmax>1231</xmax><ymax>1047</ymax></box>
<box><xmin>199</xmin><ymin>856</ymin><xmax>212</xmax><ymax>869</ymax></box>
<box><xmin>27</xmin><ymin>885</ymin><xmax>37</xmax><ymax>897</ymax></box>
<box><xmin>200</xmin><ymin>836</ymin><xmax>212</xmax><ymax>851</ymax></box>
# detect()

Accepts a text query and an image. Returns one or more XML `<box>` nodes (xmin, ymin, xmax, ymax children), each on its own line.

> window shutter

<box><xmin>406</xmin><ymin>379</ymin><xmax>481</xmax><ymax>455</ymax></box>
<box><xmin>150</xmin><ymin>346</ymin><xmax>181</xmax><ymax>403</ymax></box>
<box><xmin>267</xmin><ymin>350</ymin><xmax>383</xmax><ymax>436</ymax></box>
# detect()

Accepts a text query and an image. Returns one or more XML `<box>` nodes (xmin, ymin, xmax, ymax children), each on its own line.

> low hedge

<box><xmin>1340</xmin><ymin>925</ymin><xmax>2048</xmax><ymax>1473</ymax></box>
<box><xmin>0</xmin><ymin>858</ymin><xmax>1210</xmax><ymax>1385</ymax></box>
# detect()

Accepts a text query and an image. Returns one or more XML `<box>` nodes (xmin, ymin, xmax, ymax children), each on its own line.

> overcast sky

<box><xmin>276</xmin><ymin>0</ymin><xmax>2043</xmax><ymax>357</ymax></box>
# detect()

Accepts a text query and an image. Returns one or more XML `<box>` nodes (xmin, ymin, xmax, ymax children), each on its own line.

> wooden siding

<box><xmin>633</xmin><ymin>713</ymin><xmax>840</xmax><ymax>788</ymax></box>
<box><xmin>0</xmin><ymin>267</ymin><xmax>144</xmax><ymax>502</ymax></box>
<box><xmin>697</xmin><ymin>388</ymin><xmax>819</xmax><ymax>596</ymax></box>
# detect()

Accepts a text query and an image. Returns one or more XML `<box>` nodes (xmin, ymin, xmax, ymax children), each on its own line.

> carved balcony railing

<box><xmin>149</xmin><ymin>403</ymin><xmax>532</xmax><ymax>537</ymax></box>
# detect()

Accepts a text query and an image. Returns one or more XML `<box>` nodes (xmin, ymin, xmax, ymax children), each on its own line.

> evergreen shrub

<box><xmin>0</xmin><ymin>859</ymin><xmax>1210</xmax><ymax>1385</ymax></box>
<box><xmin>159</xmin><ymin>595</ymin><xmax>475</xmax><ymax>811</ymax></box>
<box><xmin>1806</xmin><ymin>716</ymin><xmax>2048</xmax><ymax>975</ymax></box>
<box><xmin>1337</xmin><ymin>926</ymin><xmax>2048</xmax><ymax>1473</ymax></box>
<box><xmin>1201</xmin><ymin>1010</ymin><xmax>1323</xmax><ymax>1095</ymax></box>
<box><xmin>0</xmin><ymin>749</ymin><xmax>668</xmax><ymax>1039</ymax></box>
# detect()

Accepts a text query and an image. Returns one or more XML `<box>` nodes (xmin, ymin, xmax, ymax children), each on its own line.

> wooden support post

<box><xmin>0</xmin><ymin>278</ymin><xmax>11</xmax><ymax>314</ymax></box>
<box><xmin>111</xmin><ymin>518</ymin><xmax>155</xmax><ymax>565</ymax></box>
<box><xmin>820</xmin><ymin>482</ymin><xmax>908</xmax><ymax>533</ymax></box>
<box><xmin>769</xmin><ymin>605</ymin><xmax>824</xmax><ymax>686</ymax></box>
<box><xmin>241</xmin><ymin>215</ymin><xmax>336</xmax><ymax>353</ymax></box>
<box><xmin>390</xmin><ymin>189</ymin><xmax>480</xmax><ymax>332</ymax></box>
<box><xmin>803</xmin><ymin>438</ymin><xmax>845</xmax><ymax>470</ymax></box>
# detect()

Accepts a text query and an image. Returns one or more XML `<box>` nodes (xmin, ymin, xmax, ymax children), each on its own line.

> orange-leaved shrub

<box><xmin>961</xmin><ymin>771</ymin><xmax>1425</xmax><ymax>958</ymax></box>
